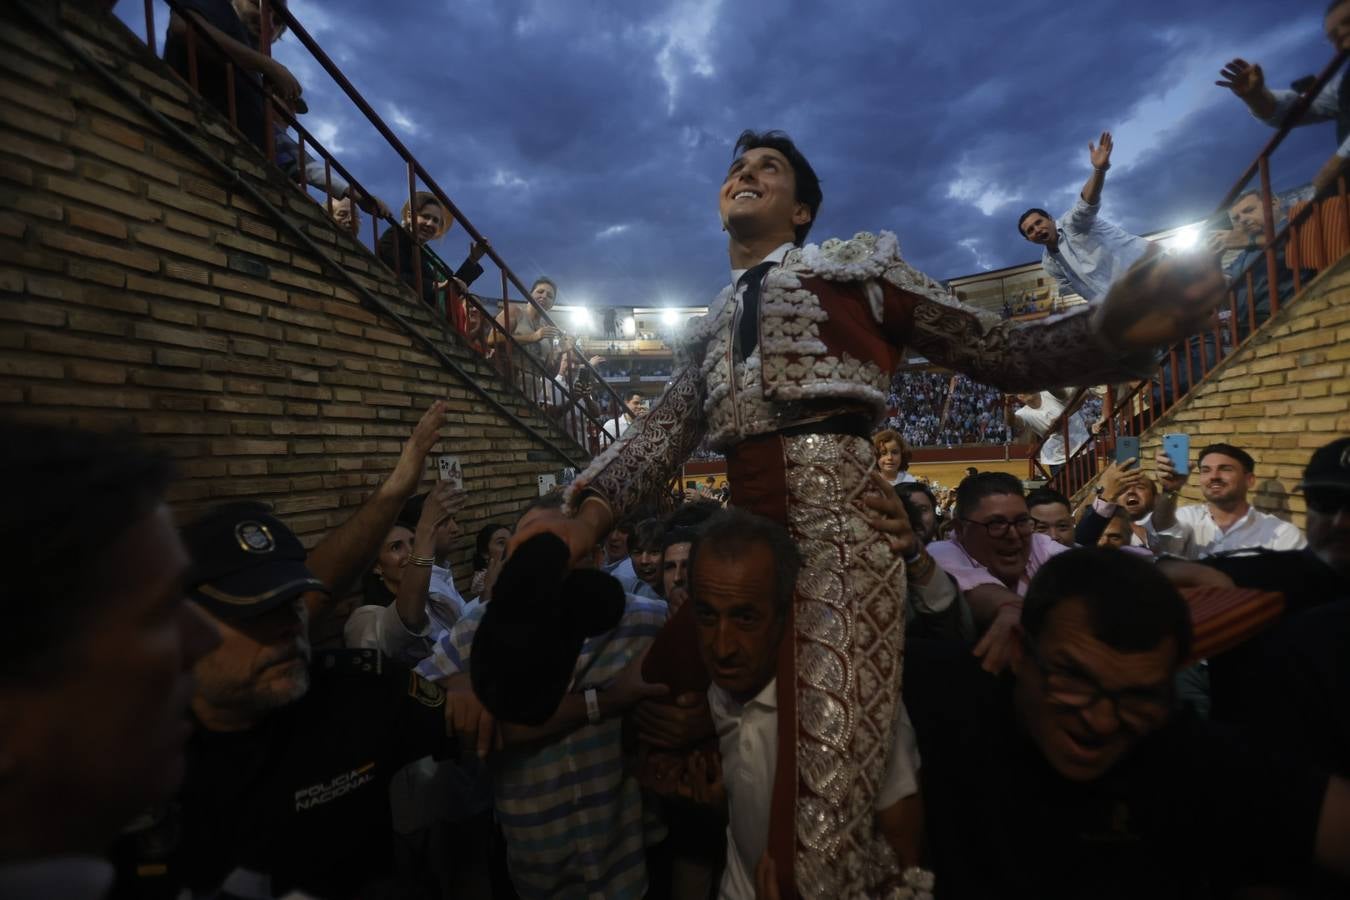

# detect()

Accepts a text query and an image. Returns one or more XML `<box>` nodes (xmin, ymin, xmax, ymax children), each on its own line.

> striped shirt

<box><xmin>415</xmin><ymin>596</ymin><xmax>667</xmax><ymax>899</ymax></box>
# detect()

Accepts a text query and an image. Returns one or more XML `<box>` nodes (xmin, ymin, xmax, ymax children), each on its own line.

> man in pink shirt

<box><xmin>927</xmin><ymin>473</ymin><xmax>1067</xmax><ymax>672</ymax></box>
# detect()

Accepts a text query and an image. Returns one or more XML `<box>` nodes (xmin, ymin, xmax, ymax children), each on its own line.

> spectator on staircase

<box><xmin>377</xmin><ymin>193</ymin><xmax>488</xmax><ymax>312</ymax></box>
<box><xmin>1216</xmin><ymin>0</ymin><xmax>1350</xmax><ymax>201</ymax></box>
<box><xmin>1017</xmin><ymin>132</ymin><xmax>1155</xmax><ymax>303</ymax></box>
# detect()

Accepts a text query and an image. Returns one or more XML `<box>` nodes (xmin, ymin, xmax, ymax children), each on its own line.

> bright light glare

<box><xmin>1168</xmin><ymin>225</ymin><xmax>1200</xmax><ymax>252</ymax></box>
<box><xmin>661</xmin><ymin>309</ymin><xmax>679</xmax><ymax>327</ymax></box>
<box><xmin>572</xmin><ymin>307</ymin><xmax>593</xmax><ymax>329</ymax></box>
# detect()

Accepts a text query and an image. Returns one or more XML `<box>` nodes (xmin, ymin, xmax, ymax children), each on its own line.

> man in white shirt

<box><xmin>689</xmin><ymin>509</ymin><xmax>927</xmax><ymax>899</ymax></box>
<box><xmin>603</xmin><ymin>391</ymin><xmax>647</xmax><ymax>441</ymax></box>
<box><xmin>1148</xmin><ymin>441</ymin><xmax>1306</xmax><ymax>559</ymax></box>
<box><xmin>1013</xmin><ymin>390</ymin><xmax>1090</xmax><ymax>475</ymax></box>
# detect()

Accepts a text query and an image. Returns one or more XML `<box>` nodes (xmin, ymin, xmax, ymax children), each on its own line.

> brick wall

<box><xmin>1121</xmin><ymin>256</ymin><xmax>1350</xmax><ymax>532</ymax></box>
<box><xmin>0</xmin><ymin>1</ymin><xmax>593</xmax><ymax>625</ymax></box>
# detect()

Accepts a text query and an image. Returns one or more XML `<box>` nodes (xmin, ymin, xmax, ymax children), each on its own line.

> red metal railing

<box><xmin>136</xmin><ymin>0</ymin><xmax>624</xmax><ymax>456</ymax></box>
<box><xmin>1030</xmin><ymin>48</ymin><xmax>1350</xmax><ymax>496</ymax></box>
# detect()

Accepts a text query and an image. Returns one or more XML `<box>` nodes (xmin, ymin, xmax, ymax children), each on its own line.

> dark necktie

<box><xmin>736</xmin><ymin>260</ymin><xmax>775</xmax><ymax>360</ymax></box>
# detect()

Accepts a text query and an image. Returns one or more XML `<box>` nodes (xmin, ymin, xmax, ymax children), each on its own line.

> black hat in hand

<box><xmin>471</xmin><ymin>533</ymin><xmax>625</xmax><ymax>726</ymax></box>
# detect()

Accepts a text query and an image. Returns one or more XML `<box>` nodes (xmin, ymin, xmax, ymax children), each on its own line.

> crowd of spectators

<box><xmin>882</xmin><ymin>370</ymin><xmax>1012</xmax><ymax>447</ymax></box>
<box><xmin>8</xmin><ymin>411</ymin><xmax>1348</xmax><ymax>900</ymax></box>
<box><xmin>18</xmin><ymin>4</ymin><xmax>1347</xmax><ymax>900</ymax></box>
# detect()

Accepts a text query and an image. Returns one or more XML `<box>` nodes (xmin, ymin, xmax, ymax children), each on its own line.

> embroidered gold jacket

<box><xmin>573</xmin><ymin>231</ymin><xmax>1153</xmax><ymax>516</ymax></box>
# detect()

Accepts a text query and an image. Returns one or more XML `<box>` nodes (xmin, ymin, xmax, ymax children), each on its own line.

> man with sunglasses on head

<box><xmin>903</xmin><ymin>548</ymin><xmax>1350</xmax><ymax>899</ymax></box>
<box><xmin>926</xmin><ymin>473</ymin><xmax>1068</xmax><ymax>672</ymax></box>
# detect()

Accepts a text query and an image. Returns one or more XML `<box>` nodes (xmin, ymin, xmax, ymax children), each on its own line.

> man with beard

<box><xmin>1194</xmin><ymin>437</ymin><xmax>1350</xmax><ymax>731</ymax></box>
<box><xmin>896</xmin><ymin>481</ymin><xmax>940</xmax><ymax>546</ymax></box>
<box><xmin>509</xmin><ymin>129</ymin><xmax>1224</xmax><ymax>897</ymax></box>
<box><xmin>112</xmin><ymin>403</ymin><xmax>465</xmax><ymax>899</ymax></box>
<box><xmin>661</xmin><ymin>527</ymin><xmax>696</xmax><ymax>616</ymax></box>
<box><xmin>125</xmin><ymin>504</ymin><xmax>457</xmax><ymax>900</ymax></box>
<box><xmin>1149</xmin><ymin>441</ymin><xmax>1306</xmax><ymax>558</ymax></box>
<box><xmin>1015</xmin><ymin>132</ymin><xmax>1154</xmax><ymax>303</ymax></box>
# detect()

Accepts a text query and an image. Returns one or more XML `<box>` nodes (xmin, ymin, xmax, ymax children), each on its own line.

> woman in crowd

<box><xmin>470</xmin><ymin>522</ymin><xmax>510</xmax><ymax>602</ymax></box>
<box><xmin>346</xmin><ymin>484</ymin><xmax>463</xmax><ymax>665</ymax></box>
<box><xmin>376</xmin><ymin>193</ymin><xmax>487</xmax><ymax>315</ymax></box>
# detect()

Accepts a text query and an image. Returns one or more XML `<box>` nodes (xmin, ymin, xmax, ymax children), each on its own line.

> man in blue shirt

<box><xmin>1017</xmin><ymin>132</ymin><xmax>1155</xmax><ymax>302</ymax></box>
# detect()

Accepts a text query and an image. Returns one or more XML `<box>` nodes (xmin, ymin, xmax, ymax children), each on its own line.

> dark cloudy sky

<box><xmin>123</xmin><ymin>1</ymin><xmax>1332</xmax><ymax>308</ymax></box>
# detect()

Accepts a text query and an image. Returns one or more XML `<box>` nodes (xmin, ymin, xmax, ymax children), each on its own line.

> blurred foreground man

<box><xmin>0</xmin><ymin>422</ymin><xmax>219</xmax><ymax>899</ymax></box>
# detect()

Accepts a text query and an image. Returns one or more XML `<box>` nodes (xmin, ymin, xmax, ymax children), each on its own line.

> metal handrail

<box><xmin>18</xmin><ymin>0</ymin><xmax>590</xmax><ymax>468</ymax></box>
<box><xmin>1030</xmin><ymin>48</ymin><xmax>1350</xmax><ymax>496</ymax></box>
<box><xmin>262</xmin><ymin>1</ymin><xmax>624</xmax><ymax>417</ymax></box>
<box><xmin>134</xmin><ymin>0</ymin><xmax>625</xmax><ymax>455</ymax></box>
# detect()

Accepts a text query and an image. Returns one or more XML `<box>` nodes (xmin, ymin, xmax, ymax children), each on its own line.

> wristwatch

<box><xmin>584</xmin><ymin>688</ymin><xmax>602</xmax><ymax>725</ymax></box>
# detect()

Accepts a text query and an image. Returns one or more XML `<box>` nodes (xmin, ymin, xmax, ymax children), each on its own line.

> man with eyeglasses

<box><xmin>926</xmin><ymin>473</ymin><xmax>1068</xmax><ymax>671</ymax></box>
<box><xmin>903</xmin><ymin>548</ymin><xmax>1350</xmax><ymax>899</ymax></box>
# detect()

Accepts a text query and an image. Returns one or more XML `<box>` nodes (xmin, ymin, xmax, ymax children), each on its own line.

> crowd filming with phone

<box><xmin>5</xmin><ymin>1</ymin><xmax>1350</xmax><ymax>899</ymax></box>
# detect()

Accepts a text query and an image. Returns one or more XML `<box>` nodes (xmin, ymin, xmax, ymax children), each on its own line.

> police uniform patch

<box><xmin>235</xmin><ymin>521</ymin><xmax>276</xmax><ymax>554</ymax></box>
<box><xmin>408</xmin><ymin>672</ymin><xmax>445</xmax><ymax>708</ymax></box>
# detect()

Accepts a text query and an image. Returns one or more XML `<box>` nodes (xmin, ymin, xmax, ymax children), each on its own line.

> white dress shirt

<box><xmin>728</xmin><ymin>242</ymin><xmax>794</xmax><ymax>288</ymax></box>
<box><xmin>1145</xmin><ymin>503</ymin><xmax>1307</xmax><ymax>559</ymax></box>
<box><xmin>709</xmin><ymin>677</ymin><xmax>920</xmax><ymax>900</ymax></box>
<box><xmin>602</xmin><ymin>414</ymin><xmax>634</xmax><ymax>441</ymax></box>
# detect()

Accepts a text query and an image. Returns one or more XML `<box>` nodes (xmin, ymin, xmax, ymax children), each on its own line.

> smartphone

<box><xmin>1114</xmin><ymin>436</ymin><xmax>1140</xmax><ymax>469</ymax></box>
<box><xmin>537</xmin><ymin>473</ymin><xmax>557</xmax><ymax>496</ymax></box>
<box><xmin>687</xmin><ymin>480</ymin><xmax>699</xmax><ymax>491</ymax></box>
<box><xmin>1162</xmin><ymin>433</ymin><xmax>1191</xmax><ymax>476</ymax></box>
<box><xmin>436</xmin><ymin>455</ymin><xmax>463</xmax><ymax>491</ymax></box>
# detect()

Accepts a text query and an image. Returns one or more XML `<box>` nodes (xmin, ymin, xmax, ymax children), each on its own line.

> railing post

<box><xmin>407</xmin><ymin>161</ymin><xmax>423</xmax><ymax>302</ymax></box>
<box><xmin>1257</xmin><ymin>156</ymin><xmax>1281</xmax><ymax>316</ymax></box>
<box><xmin>258</xmin><ymin>0</ymin><xmax>273</xmax><ymax>56</ymax></box>
<box><xmin>324</xmin><ymin>158</ymin><xmax>334</xmax><ymax>223</ymax></box>
<box><xmin>225</xmin><ymin>61</ymin><xmax>237</xmax><ymax>128</ymax></box>
<box><xmin>143</xmin><ymin>0</ymin><xmax>156</xmax><ymax>55</ymax></box>
<box><xmin>185</xmin><ymin>24</ymin><xmax>199</xmax><ymax>92</ymax></box>
<box><xmin>1340</xmin><ymin>173</ymin><xmax>1350</xmax><ymax>250</ymax></box>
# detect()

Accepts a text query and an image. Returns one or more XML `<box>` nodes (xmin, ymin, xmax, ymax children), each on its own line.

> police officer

<box><xmin>113</xmin><ymin>502</ymin><xmax>457</xmax><ymax>900</ymax></box>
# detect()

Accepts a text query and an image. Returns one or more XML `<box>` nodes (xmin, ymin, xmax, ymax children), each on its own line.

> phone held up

<box><xmin>1162</xmin><ymin>433</ymin><xmax>1190</xmax><ymax>476</ymax></box>
<box><xmin>436</xmin><ymin>455</ymin><xmax>464</xmax><ymax>491</ymax></box>
<box><xmin>1114</xmin><ymin>436</ymin><xmax>1140</xmax><ymax>469</ymax></box>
